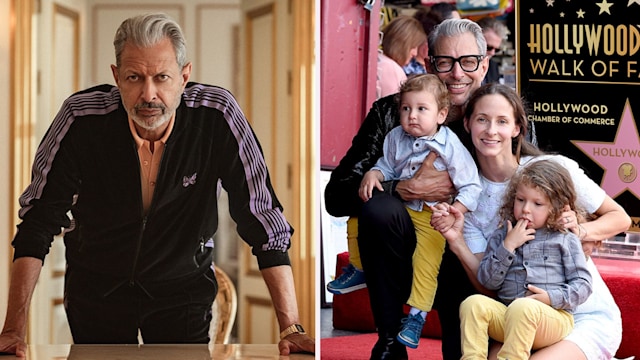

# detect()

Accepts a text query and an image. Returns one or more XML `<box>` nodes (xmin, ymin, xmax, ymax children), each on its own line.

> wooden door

<box><xmin>29</xmin><ymin>0</ymin><xmax>82</xmax><ymax>345</ymax></box>
<box><xmin>237</xmin><ymin>0</ymin><xmax>294</xmax><ymax>344</ymax></box>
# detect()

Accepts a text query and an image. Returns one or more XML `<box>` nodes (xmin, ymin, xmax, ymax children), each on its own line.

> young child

<box><xmin>359</xmin><ymin>74</ymin><xmax>482</xmax><ymax>348</ymax></box>
<box><xmin>459</xmin><ymin>159</ymin><xmax>593</xmax><ymax>360</ymax></box>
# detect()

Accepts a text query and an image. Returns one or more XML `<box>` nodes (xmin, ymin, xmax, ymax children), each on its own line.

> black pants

<box><xmin>358</xmin><ymin>193</ymin><xmax>416</xmax><ymax>337</ymax></box>
<box><xmin>434</xmin><ymin>245</ymin><xmax>477</xmax><ymax>360</ymax></box>
<box><xmin>358</xmin><ymin>192</ymin><xmax>477</xmax><ymax>360</ymax></box>
<box><xmin>64</xmin><ymin>267</ymin><xmax>217</xmax><ymax>344</ymax></box>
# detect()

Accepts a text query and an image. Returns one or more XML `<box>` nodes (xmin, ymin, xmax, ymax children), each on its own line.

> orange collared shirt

<box><xmin>128</xmin><ymin>117</ymin><xmax>175</xmax><ymax>214</ymax></box>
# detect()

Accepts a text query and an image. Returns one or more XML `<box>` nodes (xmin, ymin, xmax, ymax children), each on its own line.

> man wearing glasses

<box><xmin>477</xmin><ymin>16</ymin><xmax>509</xmax><ymax>84</ymax></box>
<box><xmin>325</xmin><ymin>19</ymin><xmax>489</xmax><ymax>360</ymax></box>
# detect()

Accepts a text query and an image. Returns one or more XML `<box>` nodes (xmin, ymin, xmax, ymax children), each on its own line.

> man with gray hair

<box><xmin>0</xmin><ymin>13</ymin><xmax>314</xmax><ymax>356</ymax></box>
<box><xmin>477</xmin><ymin>16</ymin><xmax>509</xmax><ymax>84</ymax></box>
<box><xmin>325</xmin><ymin>18</ymin><xmax>489</xmax><ymax>360</ymax></box>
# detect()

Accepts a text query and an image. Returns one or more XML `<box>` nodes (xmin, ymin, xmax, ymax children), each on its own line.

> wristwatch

<box><xmin>280</xmin><ymin>323</ymin><xmax>306</xmax><ymax>339</ymax></box>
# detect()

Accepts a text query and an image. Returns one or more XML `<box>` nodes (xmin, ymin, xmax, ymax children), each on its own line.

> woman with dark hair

<box><xmin>434</xmin><ymin>83</ymin><xmax>630</xmax><ymax>360</ymax></box>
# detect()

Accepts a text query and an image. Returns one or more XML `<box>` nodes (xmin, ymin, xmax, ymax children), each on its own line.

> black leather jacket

<box><xmin>324</xmin><ymin>94</ymin><xmax>399</xmax><ymax>217</ymax></box>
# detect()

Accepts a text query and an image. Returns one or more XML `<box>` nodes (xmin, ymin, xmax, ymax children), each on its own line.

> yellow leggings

<box><xmin>460</xmin><ymin>294</ymin><xmax>574</xmax><ymax>360</ymax></box>
<box><xmin>346</xmin><ymin>217</ymin><xmax>362</xmax><ymax>269</ymax></box>
<box><xmin>346</xmin><ymin>207</ymin><xmax>446</xmax><ymax>311</ymax></box>
<box><xmin>406</xmin><ymin>207</ymin><xmax>446</xmax><ymax>311</ymax></box>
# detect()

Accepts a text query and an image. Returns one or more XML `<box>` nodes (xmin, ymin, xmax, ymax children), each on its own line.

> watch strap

<box><xmin>280</xmin><ymin>323</ymin><xmax>306</xmax><ymax>339</ymax></box>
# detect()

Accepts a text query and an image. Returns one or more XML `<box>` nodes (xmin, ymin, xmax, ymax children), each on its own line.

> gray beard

<box><xmin>132</xmin><ymin>113</ymin><xmax>171</xmax><ymax>131</ymax></box>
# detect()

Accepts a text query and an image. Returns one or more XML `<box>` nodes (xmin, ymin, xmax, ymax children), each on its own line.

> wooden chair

<box><xmin>210</xmin><ymin>265</ymin><xmax>238</xmax><ymax>344</ymax></box>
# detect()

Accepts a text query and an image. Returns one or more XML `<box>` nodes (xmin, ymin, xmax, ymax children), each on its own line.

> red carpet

<box><xmin>321</xmin><ymin>333</ymin><xmax>443</xmax><ymax>360</ymax></box>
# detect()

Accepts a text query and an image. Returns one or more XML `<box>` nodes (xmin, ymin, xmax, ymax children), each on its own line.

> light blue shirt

<box><xmin>371</xmin><ymin>125</ymin><xmax>481</xmax><ymax>212</ymax></box>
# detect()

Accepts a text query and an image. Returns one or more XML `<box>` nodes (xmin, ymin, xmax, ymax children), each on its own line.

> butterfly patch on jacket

<box><xmin>182</xmin><ymin>173</ymin><xmax>197</xmax><ymax>187</ymax></box>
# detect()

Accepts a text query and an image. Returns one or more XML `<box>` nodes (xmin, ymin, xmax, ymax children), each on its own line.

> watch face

<box><xmin>295</xmin><ymin>324</ymin><xmax>305</xmax><ymax>332</ymax></box>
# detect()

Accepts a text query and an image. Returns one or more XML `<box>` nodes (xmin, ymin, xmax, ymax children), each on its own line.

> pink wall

<box><xmin>320</xmin><ymin>0</ymin><xmax>380</xmax><ymax>169</ymax></box>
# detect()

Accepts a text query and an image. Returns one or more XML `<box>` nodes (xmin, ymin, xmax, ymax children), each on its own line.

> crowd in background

<box><xmin>376</xmin><ymin>2</ymin><xmax>513</xmax><ymax>99</ymax></box>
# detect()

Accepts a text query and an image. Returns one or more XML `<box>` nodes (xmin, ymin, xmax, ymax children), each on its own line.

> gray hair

<box><xmin>428</xmin><ymin>18</ymin><xmax>487</xmax><ymax>57</ymax></box>
<box><xmin>113</xmin><ymin>13</ymin><xmax>187</xmax><ymax>68</ymax></box>
<box><xmin>477</xmin><ymin>16</ymin><xmax>509</xmax><ymax>40</ymax></box>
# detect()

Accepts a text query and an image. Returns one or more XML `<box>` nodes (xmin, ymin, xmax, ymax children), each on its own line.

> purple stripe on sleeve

<box><xmin>18</xmin><ymin>87</ymin><xmax>121</xmax><ymax>218</ymax></box>
<box><xmin>183</xmin><ymin>84</ymin><xmax>291</xmax><ymax>252</ymax></box>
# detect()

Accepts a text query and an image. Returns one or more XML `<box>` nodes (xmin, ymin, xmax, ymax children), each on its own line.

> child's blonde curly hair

<box><xmin>498</xmin><ymin>159</ymin><xmax>586</xmax><ymax>232</ymax></box>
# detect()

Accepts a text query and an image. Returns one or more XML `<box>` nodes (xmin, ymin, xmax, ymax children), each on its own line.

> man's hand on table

<box><xmin>0</xmin><ymin>332</ymin><xmax>27</xmax><ymax>357</ymax></box>
<box><xmin>278</xmin><ymin>333</ymin><xmax>315</xmax><ymax>355</ymax></box>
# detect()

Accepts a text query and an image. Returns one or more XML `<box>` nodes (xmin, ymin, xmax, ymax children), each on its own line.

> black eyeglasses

<box><xmin>486</xmin><ymin>46</ymin><xmax>500</xmax><ymax>52</ymax></box>
<box><xmin>430</xmin><ymin>55</ymin><xmax>484</xmax><ymax>73</ymax></box>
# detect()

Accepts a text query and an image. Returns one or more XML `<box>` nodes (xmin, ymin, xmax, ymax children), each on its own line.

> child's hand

<box><xmin>431</xmin><ymin>204</ymin><xmax>465</xmax><ymax>249</ymax></box>
<box><xmin>503</xmin><ymin>219</ymin><xmax>535</xmax><ymax>252</ymax></box>
<box><xmin>359</xmin><ymin>172</ymin><xmax>383</xmax><ymax>202</ymax></box>
<box><xmin>431</xmin><ymin>203</ymin><xmax>455</xmax><ymax>232</ymax></box>
<box><xmin>430</xmin><ymin>202</ymin><xmax>450</xmax><ymax>217</ymax></box>
<box><xmin>525</xmin><ymin>284</ymin><xmax>551</xmax><ymax>306</ymax></box>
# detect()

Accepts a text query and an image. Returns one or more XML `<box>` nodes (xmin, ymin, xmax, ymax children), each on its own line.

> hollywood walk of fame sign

<box><xmin>516</xmin><ymin>0</ymin><xmax>640</xmax><ymax>232</ymax></box>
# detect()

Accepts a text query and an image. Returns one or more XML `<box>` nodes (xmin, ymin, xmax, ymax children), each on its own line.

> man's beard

<box><xmin>131</xmin><ymin>102</ymin><xmax>171</xmax><ymax>131</ymax></box>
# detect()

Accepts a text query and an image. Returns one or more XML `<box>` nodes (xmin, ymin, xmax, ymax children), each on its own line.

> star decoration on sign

<box><xmin>577</xmin><ymin>8</ymin><xmax>586</xmax><ymax>18</ymax></box>
<box><xmin>560</xmin><ymin>12</ymin><xmax>565</xmax><ymax>17</ymax></box>
<box><xmin>547</xmin><ymin>0</ymin><xmax>555</xmax><ymax>7</ymax></box>
<box><xmin>596</xmin><ymin>0</ymin><xmax>613</xmax><ymax>14</ymax></box>
<box><xmin>629</xmin><ymin>0</ymin><xmax>640</xmax><ymax>6</ymax></box>
<box><xmin>571</xmin><ymin>100</ymin><xmax>640</xmax><ymax>200</ymax></box>
<box><xmin>530</xmin><ymin>8</ymin><xmax>535</xmax><ymax>13</ymax></box>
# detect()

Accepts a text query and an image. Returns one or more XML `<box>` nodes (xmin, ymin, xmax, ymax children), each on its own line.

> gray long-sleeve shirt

<box><xmin>478</xmin><ymin>225</ymin><xmax>592</xmax><ymax>312</ymax></box>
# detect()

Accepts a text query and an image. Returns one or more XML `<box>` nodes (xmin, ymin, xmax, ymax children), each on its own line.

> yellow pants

<box><xmin>346</xmin><ymin>207</ymin><xmax>445</xmax><ymax>312</ymax></box>
<box><xmin>346</xmin><ymin>217</ymin><xmax>362</xmax><ymax>269</ymax></box>
<box><xmin>460</xmin><ymin>294</ymin><xmax>574</xmax><ymax>360</ymax></box>
<box><xmin>406</xmin><ymin>207</ymin><xmax>446</xmax><ymax>312</ymax></box>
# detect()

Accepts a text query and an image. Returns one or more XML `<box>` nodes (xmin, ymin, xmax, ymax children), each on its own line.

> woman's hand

<box><xmin>559</xmin><ymin>205</ymin><xmax>580</xmax><ymax>234</ymax></box>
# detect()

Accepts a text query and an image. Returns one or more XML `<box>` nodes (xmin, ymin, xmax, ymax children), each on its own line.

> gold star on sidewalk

<box><xmin>597</xmin><ymin>0</ymin><xmax>613</xmax><ymax>14</ymax></box>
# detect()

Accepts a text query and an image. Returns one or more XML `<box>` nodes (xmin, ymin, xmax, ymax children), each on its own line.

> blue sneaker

<box><xmin>396</xmin><ymin>313</ymin><xmax>425</xmax><ymax>349</ymax></box>
<box><xmin>326</xmin><ymin>264</ymin><xmax>366</xmax><ymax>294</ymax></box>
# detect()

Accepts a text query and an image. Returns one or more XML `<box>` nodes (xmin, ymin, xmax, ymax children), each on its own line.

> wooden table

<box><xmin>0</xmin><ymin>344</ymin><xmax>315</xmax><ymax>359</ymax></box>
